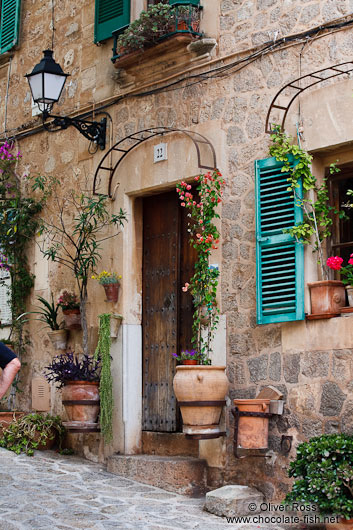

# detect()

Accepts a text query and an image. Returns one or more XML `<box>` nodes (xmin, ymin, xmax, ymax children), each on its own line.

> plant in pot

<box><xmin>34</xmin><ymin>174</ymin><xmax>126</xmax><ymax>355</ymax></box>
<box><xmin>20</xmin><ymin>294</ymin><xmax>67</xmax><ymax>350</ymax></box>
<box><xmin>0</xmin><ymin>412</ymin><xmax>65</xmax><ymax>456</ymax></box>
<box><xmin>172</xmin><ymin>349</ymin><xmax>207</xmax><ymax>366</ymax></box>
<box><xmin>44</xmin><ymin>351</ymin><xmax>101</xmax><ymax>429</ymax></box>
<box><xmin>269</xmin><ymin>128</ymin><xmax>347</xmax><ymax>317</ymax></box>
<box><xmin>172</xmin><ymin>170</ymin><xmax>229</xmax><ymax>439</ymax></box>
<box><xmin>57</xmin><ymin>291</ymin><xmax>81</xmax><ymax>330</ymax></box>
<box><xmin>91</xmin><ymin>271</ymin><xmax>122</xmax><ymax>303</ymax></box>
<box><xmin>326</xmin><ymin>254</ymin><xmax>353</xmax><ymax>309</ymax></box>
<box><xmin>285</xmin><ymin>434</ymin><xmax>353</xmax><ymax>528</ymax></box>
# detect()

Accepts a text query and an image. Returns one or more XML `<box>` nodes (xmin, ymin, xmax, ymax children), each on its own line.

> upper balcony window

<box><xmin>0</xmin><ymin>0</ymin><xmax>21</xmax><ymax>55</ymax></box>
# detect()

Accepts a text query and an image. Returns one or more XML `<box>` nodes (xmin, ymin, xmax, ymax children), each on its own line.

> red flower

<box><xmin>326</xmin><ymin>256</ymin><xmax>343</xmax><ymax>270</ymax></box>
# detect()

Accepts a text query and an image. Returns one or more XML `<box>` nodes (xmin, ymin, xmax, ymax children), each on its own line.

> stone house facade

<box><xmin>0</xmin><ymin>0</ymin><xmax>352</xmax><ymax>500</ymax></box>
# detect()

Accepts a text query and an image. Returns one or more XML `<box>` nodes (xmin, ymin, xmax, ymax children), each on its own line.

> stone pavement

<box><xmin>0</xmin><ymin>448</ymin><xmax>288</xmax><ymax>530</ymax></box>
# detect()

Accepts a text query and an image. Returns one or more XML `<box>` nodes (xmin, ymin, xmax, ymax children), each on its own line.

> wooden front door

<box><xmin>142</xmin><ymin>190</ymin><xmax>196</xmax><ymax>432</ymax></box>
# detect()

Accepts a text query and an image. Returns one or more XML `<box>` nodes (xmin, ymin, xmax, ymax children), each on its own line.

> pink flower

<box><xmin>327</xmin><ymin>256</ymin><xmax>343</xmax><ymax>270</ymax></box>
<box><xmin>181</xmin><ymin>202</ymin><xmax>185</xmax><ymax>207</ymax></box>
<box><xmin>348</xmin><ymin>258</ymin><xmax>353</xmax><ymax>265</ymax></box>
<box><xmin>186</xmin><ymin>185</ymin><xmax>191</xmax><ymax>190</ymax></box>
<box><xmin>182</xmin><ymin>283</ymin><xmax>189</xmax><ymax>292</ymax></box>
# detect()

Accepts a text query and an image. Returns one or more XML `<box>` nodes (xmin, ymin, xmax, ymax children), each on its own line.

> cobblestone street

<box><xmin>0</xmin><ymin>448</ymin><xmax>276</xmax><ymax>530</ymax></box>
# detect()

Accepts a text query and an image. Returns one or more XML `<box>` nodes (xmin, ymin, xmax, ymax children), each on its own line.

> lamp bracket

<box><xmin>43</xmin><ymin>113</ymin><xmax>107</xmax><ymax>150</ymax></box>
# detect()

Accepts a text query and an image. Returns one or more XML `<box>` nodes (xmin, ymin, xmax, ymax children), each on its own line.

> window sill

<box><xmin>282</xmin><ymin>313</ymin><xmax>353</xmax><ymax>352</ymax></box>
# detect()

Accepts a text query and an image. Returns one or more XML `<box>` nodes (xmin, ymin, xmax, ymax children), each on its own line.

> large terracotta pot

<box><xmin>61</xmin><ymin>381</ymin><xmax>100</xmax><ymax>422</ymax></box>
<box><xmin>0</xmin><ymin>411</ymin><xmax>25</xmax><ymax>437</ymax></box>
<box><xmin>47</xmin><ymin>329</ymin><xmax>68</xmax><ymax>350</ymax></box>
<box><xmin>233</xmin><ymin>399</ymin><xmax>270</xmax><ymax>450</ymax></box>
<box><xmin>308</xmin><ymin>280</ymin><xmax>345</xmax><ymax>316</ymax></box>
<box><xmin>63</xmin><ymin>309</ymin><xmax>81</xmax><ymax>330</ymax></box>
<box><xmin>346</xmin><ymin>286</ymin><xmax>353</xmax><ymax>307</ymax></box>
<box><xmin>173</xmin><ymin>366</ymin><xmax>229</xmax><ymax>437</ymax></box>
<box><xmin>103</xmin><ymin>283</ymin><xmax>120</xmax><ymax>303</ymax></box>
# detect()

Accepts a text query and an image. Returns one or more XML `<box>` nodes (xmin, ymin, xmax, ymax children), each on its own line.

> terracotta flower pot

<box><xmin>47</xmin><ymin>329</ymin><xmax>68</xmax><ymax>350</ymax></box>
<box><xmin>173</xmin><ymin>366</ymin><xmax>229</xmax><ymax>437</ymax></box>
<box><xmin>61</xmin><ymin>381</ymin><xmax>100</xmax><ymax>423</ymax></box>
<box><xmin>233</xmin><ymin>399</ymin><xmax>270</xmax><ymax>450</ymax></box>
<box><xmin>103</xmin><ymin>283</ymin><xmax>120</xmax><ymax>303</ymax></box>
<box><xmin>346</xmin><ymin>286</ymin><xmax>353</xmax><ymax>307</ymax></box>
<box><xmin>63</xmin><ymin>308</ymin><xmax>81</xmax><ymax>330</ymax></box>
<box><xmin>182</xmin><ymin>359</ymin><xmax>198</xmax><ymax>365</ymax></box>
<box><xmin>308</xmin><ymin>280</ymin><xmax>345</xmax><ymax>317</ymax></box>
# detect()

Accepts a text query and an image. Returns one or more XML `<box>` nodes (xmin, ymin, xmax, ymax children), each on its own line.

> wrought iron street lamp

<box><xmin>25</xmin><ymin>50</ymin><xmax>106</xmax><ymax>150</ymax></box>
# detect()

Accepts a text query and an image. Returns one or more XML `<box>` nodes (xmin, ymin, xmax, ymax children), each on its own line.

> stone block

<box><xmin>204</xmin><ymin>485</ymin><xmax>264</xmax><ymax>517</ymax></box>
<box><xmin>319</xmin><ymin>382</ymin><xmax>346</xmax><ymax>417</ymax></box>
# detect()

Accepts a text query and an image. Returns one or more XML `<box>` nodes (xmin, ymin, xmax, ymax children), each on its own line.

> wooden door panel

<box><xmin>143</xmin><ymin>192</ymin><xmax>179</xmax><ymax>432</ymax></box>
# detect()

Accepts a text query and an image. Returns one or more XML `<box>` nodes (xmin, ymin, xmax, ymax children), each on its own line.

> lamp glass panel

<box><xmin>43</xmin><ymin>73</ymin><xmax>66</xmax><ymax>102</ymax></box>
<box><xmin>28</xmin><ymin>73</ymin><xmax>44</xmax><ymax>102</ymax></box>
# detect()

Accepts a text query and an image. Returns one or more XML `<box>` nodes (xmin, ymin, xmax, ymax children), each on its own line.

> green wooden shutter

<box><xmin>94</xmin><ymin>0</ymin><xmax>130</xmax><ymax>43</ymax></box>
<box><xmin>255</xmin><ymin>155</ymin><xmax>305</xmax><ymax>324</ymax></box>
<box><xmin>169</xmin><ymin>1</ymin><xmax>200</xmax><ymax>5</ymax></box>
<box><xmin>0</xmin><ymin>0</ymin><xmax>21</xmax><ymax>55</ymax></box>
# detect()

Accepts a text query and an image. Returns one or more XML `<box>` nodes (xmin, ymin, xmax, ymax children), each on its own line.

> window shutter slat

<box><xmin>169</xmin><ymin>0</ymin><xmax>200</xmax><ymax>5</ymax></box>
<box><xmin>94</xmin><ymin>0</ymin><xmax>130</xmax><ymax>43</ymax></box>
<box><xmin>255</xmin><ymin>156</ymin><xmax>305</xmax><ymax>324</ymax></box>
<box><xmin>0</xmin><ymin>0</ymin><xmax>21</xmax><ymax>54</ymax></box>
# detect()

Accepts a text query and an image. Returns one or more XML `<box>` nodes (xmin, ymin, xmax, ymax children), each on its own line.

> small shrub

<box><xmin>285</xmin><ymin>434</ymin><xmax>353</xmax><ymax>520</ymax></box>
<box><xmin>0</xmin><ymin>413</ymin><xmax>65</xmax><ymax>456</ymax></box>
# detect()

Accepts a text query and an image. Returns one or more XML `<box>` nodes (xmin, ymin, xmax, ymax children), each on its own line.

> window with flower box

<box><xmin>328</xmin><ymin>165</ymin><xmax>353</xmax><ymax>265</ymax></box>
<box><xmin>255</xmin><ymin>156</ymin><xmax>305</xmax><ymax>324</ymax></box>
<box><xmin>0</xmin><ymin>0</ymin><xmax>21</xmax><ymax>55</ymax></box>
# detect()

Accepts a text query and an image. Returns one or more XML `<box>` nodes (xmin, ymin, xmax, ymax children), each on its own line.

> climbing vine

<box><xmin>269</xmin><ymin>128</ymin><xmax>346</xmax><ymax>280</ymax></box>
<box><xmin>176</xmin><ymin>170</ymin><xmax>224</xmax><ymax>362</ymax></box>
<box><xmin>94</xmin><ymin>313</ymin><xmax>113</xmax><ymax>443</ymax></box>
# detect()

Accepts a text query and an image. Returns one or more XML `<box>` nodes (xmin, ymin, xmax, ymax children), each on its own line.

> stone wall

<box><xmin>1</xmin><ymin>0</ymin><xmax>353</xmax><ymax>500</ymax></box>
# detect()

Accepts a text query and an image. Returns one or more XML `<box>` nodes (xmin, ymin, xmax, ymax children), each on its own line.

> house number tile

<box><xmin>154</xmin><ymin>143</ymin><xmax>168</xmax><ymax>163</ymax></box>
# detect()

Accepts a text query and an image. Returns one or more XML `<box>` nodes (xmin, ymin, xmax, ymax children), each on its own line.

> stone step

<box><xmin>107</xmin><ymin>454</ymin><xmax>208</xmax><ymax>496</ymax></box>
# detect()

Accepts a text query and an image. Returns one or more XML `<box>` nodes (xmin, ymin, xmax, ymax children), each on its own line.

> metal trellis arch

<box><xmin>93</xmin><ymin>127</ymin><xmax>217</xmax><ymax>197</ymax></box>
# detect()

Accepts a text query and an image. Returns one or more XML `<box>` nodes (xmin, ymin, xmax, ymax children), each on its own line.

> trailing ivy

<box><xmin>94</xmin><ymin>313</ymin><xmax>113</xmax><ymax>443</ymax></box>
<box><xmin>268</xmin><ymin>128</ymin><xmax>346</xmax><ymax>279</ymax></box>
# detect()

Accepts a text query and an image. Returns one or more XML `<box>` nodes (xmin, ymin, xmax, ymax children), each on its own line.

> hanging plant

<box><xmin>94</xmin><ymin>313</ymin><xmax>113</xmax><ymax>443</ymax></box>
<box><xmin>176</xmin><ymin>169</ymin><xmax>224</xmax><ymax>363</ymax></box>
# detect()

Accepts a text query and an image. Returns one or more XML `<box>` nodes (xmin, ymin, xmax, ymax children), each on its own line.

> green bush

<box><xmin>0</xmin><ymin>413</ymin><xmax>65</xmax><ymax>456</ymax></box>
<box><xmin>285</xmin><ymin>434</ymin><xmax>353</xmax><ymax>520</ymax></box>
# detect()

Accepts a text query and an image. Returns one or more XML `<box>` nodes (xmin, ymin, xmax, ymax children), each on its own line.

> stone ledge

<box><xmin>204</xmin><ymin>485</ymin><xmax>264</xmax><ymax>517</ymax></box>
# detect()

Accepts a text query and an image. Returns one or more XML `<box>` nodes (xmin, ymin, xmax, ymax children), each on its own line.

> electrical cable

<box><xmin>3</xmin><ymin>15</ymin><xmax>353</xmax><ymax>141</ymax></box>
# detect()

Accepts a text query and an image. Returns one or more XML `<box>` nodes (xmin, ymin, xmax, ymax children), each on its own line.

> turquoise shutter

<box><xmin>255</xmin><ymin>155</ymin><xmax>304</xmax><ymax>324</ymax></box>
<box><xmin>94</xmin><ymin>0</ymin><xmax>130</xmax><ymax>43</ymax></box>
<box><xmin>169</xmin><ymin>1</ymin><xmax>200</xmax><ymax>5</ymax></box>
<box><xmin>0</xmin><ymin>0</ymin><xmax>21</xmax><ymax>54</ymax></box>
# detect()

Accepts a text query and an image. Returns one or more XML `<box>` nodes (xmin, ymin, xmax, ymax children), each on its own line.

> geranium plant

<box><xmin>176</xmin><ymin>169</ymin><xmax>224</xmax><ymax>363</ymax></box>
<box><xmin>91</xmin><ymin>271</ymin><xmax>122</xmax><ymax>285</ymax></box>
<box><xmin>57</xmin><ymin>291</ymin><xmax>80</xmax><ymax>311</ymax></box>
<box><xmin>327</xmin><ymin>254</ymin><xmax>353</xmax><ymax>286</ymax></box>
